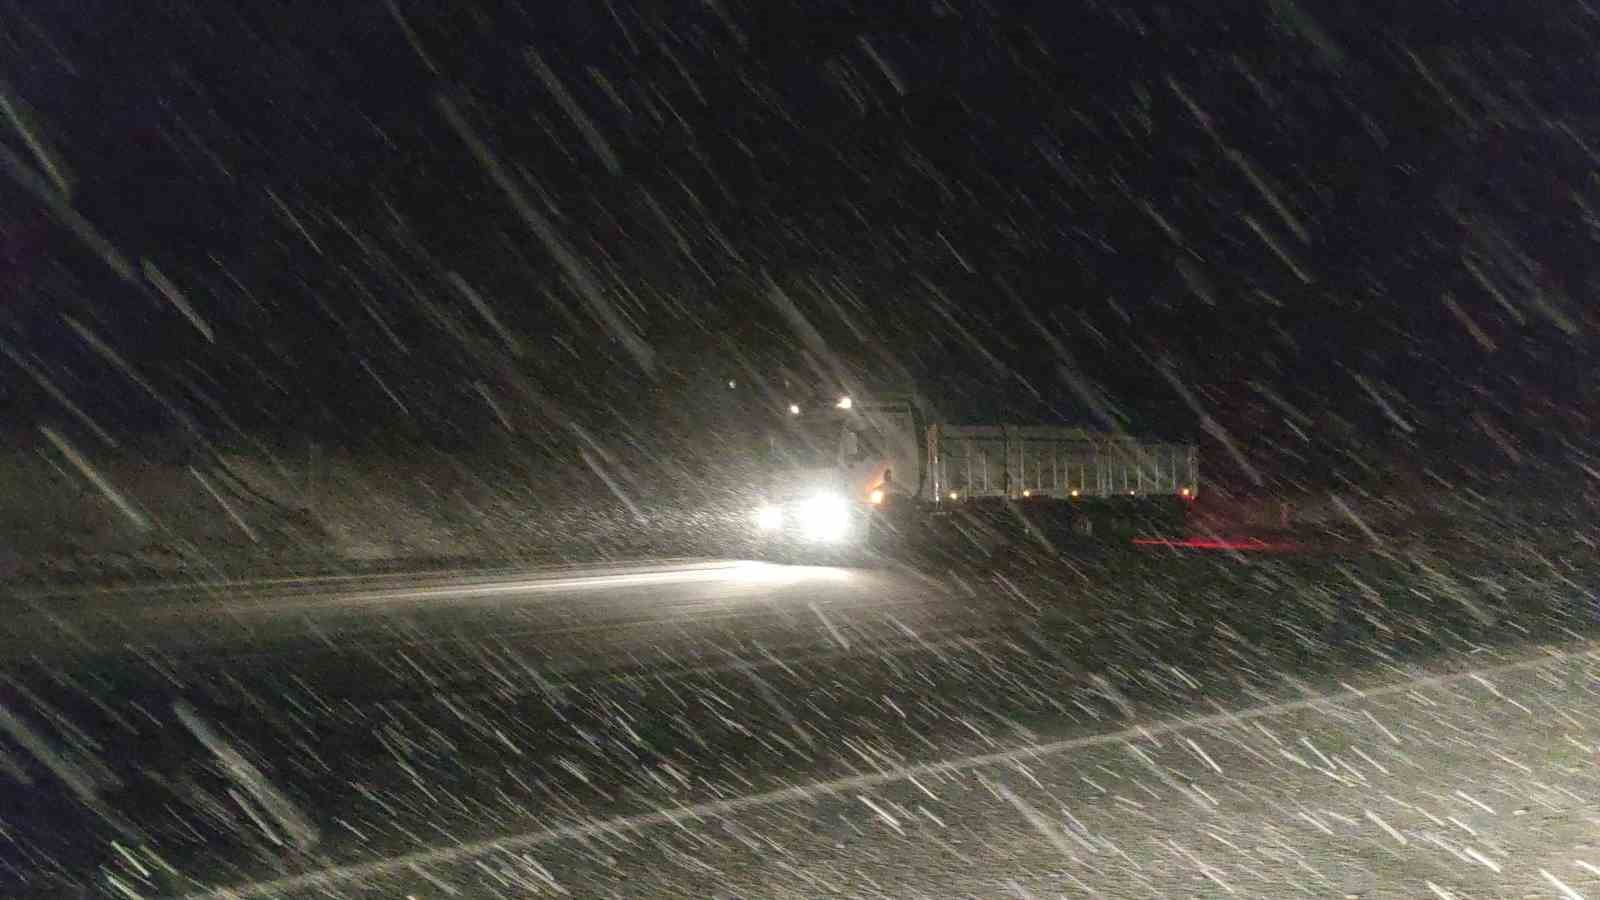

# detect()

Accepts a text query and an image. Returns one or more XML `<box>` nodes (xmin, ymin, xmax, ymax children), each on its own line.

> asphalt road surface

<box><xmin>4</xmin><ymin>548</ymin><xmax>1600</xmax><ymax>898</ymax></box>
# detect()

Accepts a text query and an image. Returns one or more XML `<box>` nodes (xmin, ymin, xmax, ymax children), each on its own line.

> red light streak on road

<box><xmin>1132</xmin><ymin>537</ymin><xmax>1303</xmax><ymax>552</ymax></box>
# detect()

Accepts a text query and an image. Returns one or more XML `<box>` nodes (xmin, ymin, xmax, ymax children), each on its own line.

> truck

<box><xmin>746</xmin><ymin>393</ymin><xmax>1198</xmax><ymax>558</ymax></box>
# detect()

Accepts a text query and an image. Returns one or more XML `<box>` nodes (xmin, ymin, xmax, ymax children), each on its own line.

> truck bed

<box><xmin>926</xmin><ymin>424</ymin><xmax>1196</xmax><ymax>502</ymax></box>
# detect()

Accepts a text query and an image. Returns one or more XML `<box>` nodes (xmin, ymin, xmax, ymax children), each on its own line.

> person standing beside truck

<box><xmin>877</xmin><ymin>468</ymin><xmax>897</xmax><ymax>505</ymax></box>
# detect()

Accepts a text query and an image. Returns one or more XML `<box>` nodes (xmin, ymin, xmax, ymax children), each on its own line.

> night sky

<box><xmin>2</xmin><ymin>0</ymin><xmax>1597</xmax><ymax>489</ymax></box>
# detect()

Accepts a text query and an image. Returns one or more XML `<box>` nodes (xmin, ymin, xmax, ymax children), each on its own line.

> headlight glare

<box><xmin>754</xmin><ymin>504</ymin><xmax>783</xmax><ymax>531</ymax></box>
<box><xmin>797</xmin><ymin>493</ymin><xmax>850</xmax><ymax>542</ymax></box>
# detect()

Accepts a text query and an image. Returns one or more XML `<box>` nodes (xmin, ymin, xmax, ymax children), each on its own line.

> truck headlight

<box><xmin>754</xmin><ymin>504</ymin><xmax>783</xmax><ymax>531</ymax></box>
<box><xmin>797</xmin><ymin>493</ymin><xmax>850</xmax><ymax>542</ymax></box>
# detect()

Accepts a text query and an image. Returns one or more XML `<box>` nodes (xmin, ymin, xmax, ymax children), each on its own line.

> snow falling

<box><xmin>0</xmin><ymin>0</ymin><xmax>1599</xmax><ymax>897</ymax></box>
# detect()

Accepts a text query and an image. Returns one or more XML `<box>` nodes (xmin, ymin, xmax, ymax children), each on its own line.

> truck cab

<box><xmin>747</xmin><ymin>395</ymin><xmax>921</xmax><ymax>556</ymax></box>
